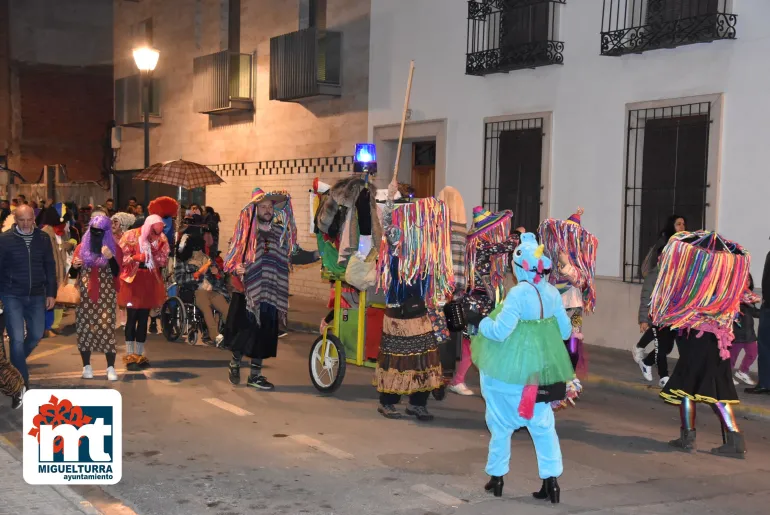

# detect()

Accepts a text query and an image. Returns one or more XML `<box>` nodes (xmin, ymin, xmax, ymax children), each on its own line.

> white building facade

<box><xmin>368</xmin><ymin>0</ymin><xmax>766</xmax><ymax>350</ymax></box>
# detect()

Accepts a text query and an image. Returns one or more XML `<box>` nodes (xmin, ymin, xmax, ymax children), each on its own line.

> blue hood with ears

<box><xmin>512</xmin><ymin>233</ymin><xmax>552</xmax><ymax>285</ymax></box>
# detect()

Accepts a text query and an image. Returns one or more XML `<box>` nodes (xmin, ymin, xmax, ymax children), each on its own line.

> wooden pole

<box><xmin>390</xmin><ymin>60</ymin><xmax>415</xmax><ymax>190</ymax></box>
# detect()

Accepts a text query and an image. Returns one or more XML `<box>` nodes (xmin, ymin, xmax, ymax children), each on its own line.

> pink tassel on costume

<box><xmin>518</xmin><ymin>385</ymin><xmax>538</xmax><ymax>419</ymax></box>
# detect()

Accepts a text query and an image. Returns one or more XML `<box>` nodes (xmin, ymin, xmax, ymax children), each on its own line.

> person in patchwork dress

<box><xmin>70</xmin><ymin>215</ymin><xmax>123</xmax><ymax>381</ymax></box>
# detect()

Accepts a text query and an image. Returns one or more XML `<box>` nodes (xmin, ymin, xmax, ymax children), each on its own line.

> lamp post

<box><xmin>132</xmin><ymin>46</ymin><xmax>160</xmax><ymax>205</ymax></box>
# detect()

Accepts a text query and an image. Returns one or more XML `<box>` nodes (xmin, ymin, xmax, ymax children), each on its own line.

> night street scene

<box><xmin>2</xmin><ymin>1</ymin><xmax>770</xmax><ymax>515</ymax></box>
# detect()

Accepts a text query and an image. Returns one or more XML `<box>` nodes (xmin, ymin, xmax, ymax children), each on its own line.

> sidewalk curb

<box><xmin>0</xmin><ymin>435</ymin><xmax>103</xmax><ymax>515</ymax></box>
<box><xmin>584</xmin><ymin>373</ymin><xmax>770</xmax><ymax>422</ymax></box>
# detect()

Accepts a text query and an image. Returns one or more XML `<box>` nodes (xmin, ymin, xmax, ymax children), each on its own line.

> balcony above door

<box><xmin>193</xmin><ymin>50</ymin><xmax>254</xmax><ymax>115</ymax></box>
<box><xmin>269</xmin><ymin>27</ymin><xmax>342</xmax><ymax>102</ymax></box>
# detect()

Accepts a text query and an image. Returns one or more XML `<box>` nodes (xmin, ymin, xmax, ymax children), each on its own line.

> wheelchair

<box><xmin>160</xmin><ymin>283</ymin><xmax>225</xmax><ymax>346</ymax></box>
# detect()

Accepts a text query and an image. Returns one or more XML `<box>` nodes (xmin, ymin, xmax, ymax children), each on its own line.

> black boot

<box><xmin>669</xmin><ymin>428</ymin><xmax>696</xmax><ymax>452</ymax></box>
<box><xmin>711</xmin><ymin>431</ymin><xmax>746</xmax><ymax>459</ymax></box>
<box><xmin>532</xmin><ymin>477</ymin><xmax>560</xmax><ymax>503</ymax></box>
<box><xmin>228</xmin><ymin>361</ymin><xmax>240</xmax><ymax>385</ymax></box>
<box><xmin>484</xmin><ymin>476</ymin><xmax>504</xmax><ymax>497</ymax></box>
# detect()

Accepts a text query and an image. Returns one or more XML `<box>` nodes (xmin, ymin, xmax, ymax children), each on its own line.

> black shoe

<box><xmin>669</xmin><ymin>428</ymin><xmax>696</xmax><ymax>452</ymax></box>
<box><xmin>126</xmin><ymin>362</ymin><xmax>141</xmax><ymax>372</ymax></box>
<box><xmin>405</xmin><ymin>405</ymin><xmax>434</xmax><ymax>421</ymax></box>
<box><xmin>247</xmin><ymin>374</ymin><xmax>274</xmax><ymax>391</ymax></box>
<box><xmin>228</xmin><ymin>362</ymin><xmax>240</xmax><ymax>385</ymax></box>
<box><xmin>11</xmin><ymin>386</ymin><xmax>25</xmax><ymax>410</ymax></box>
<box><xmin>744</xmin><ymin>386</ymin><xmax>770</xmax><ymax>394</ymax></box>
<box><xmin>533</xmin><ymin>477</ymin><xmax>560</xmax><ymax>503</ymax></box>
<box><xmin>484</xmin><ymin>476</ymin><xmax>504</xmax><ymax>497</ymax></box>
<box><xmin>711</xmin><ymin>431</ymin><xmax>746</xmax><ymax>459</ymax></box>
<box><xmin>377</xmin><ymin>404</ymin><xmax>402</xmax><ymax>419</ymax></box>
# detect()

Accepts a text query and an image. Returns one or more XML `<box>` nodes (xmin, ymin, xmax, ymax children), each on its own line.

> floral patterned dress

<box><xmin>76</xmin><ymin>264</ymin><xmax>117</xmax><ymax>353</ymax></box>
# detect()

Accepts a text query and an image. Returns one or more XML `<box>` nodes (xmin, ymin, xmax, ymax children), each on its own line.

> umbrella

<box><xmin>134</xmin><ymin>159</ymin><xmax>225</xmax><ymax>269</ymax></box>
<box><xmin>134</xmin><ymin>159</ymin><xmax>224</xmax><ymax>190</ymax></box>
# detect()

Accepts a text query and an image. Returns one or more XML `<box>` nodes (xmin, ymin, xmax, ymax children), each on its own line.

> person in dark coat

<box><xmin>745</xmin><ymin>252</ymin><xmax>770</xmax><ymax>395</ymax></box>
<box><xmin>0</xmin><ymin>205</ymin><xmax>57</xmax><ymax>388</ymax></box>
<box><xmin>730</xmin><ymin>274</ymin><xmax>760</xmax><ymax>386</ymax></box>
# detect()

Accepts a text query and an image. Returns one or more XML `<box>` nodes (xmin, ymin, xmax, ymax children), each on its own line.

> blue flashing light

<box><xmin>354</xmin><ymin>143</ymin><xmax>376</xmax><ymax>164</ymax></box>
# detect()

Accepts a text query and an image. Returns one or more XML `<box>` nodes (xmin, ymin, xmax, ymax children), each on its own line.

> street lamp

<box><xmin>132</xmin><ymin>46</ymin><xmax>159</xmax><ymax>205</ymax></box>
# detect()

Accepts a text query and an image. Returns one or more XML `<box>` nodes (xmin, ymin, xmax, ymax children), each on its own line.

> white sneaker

<box><xmin>215</xmin><ymin>334</ymin><xmax>225</xmax><ymax>345</ymax></box>
<box><xmin>82</xmin><ymin>365</ymin><xmax>93</xmax><ymax>379</ymax></box>
<box><xmin>631</xmin><ymin>346</ymin><xmax>645</xmax><ymax>364</ymax></box>
<box><xmin>106</xmin><ymin>366</ymin><xmax>118</xmax><ymax>381</ymax></box>
<box><xmin>448</xmin><ymin>383</ymin><xmax>475</xmax><ymax>396</ymax></box>
<box><xmin>659</xmin><ymin>376</ymin><xmax>669</xmax><ymax>388</ymax></box>
<box><xmin>638</xmin><ymin>362</ymin><xmax>652</xmax><ymax>382</ymax></box>
<box><xmin>734</xmin><ymin>378</ymin><xmax>740</xmax><ymax>385</ymax></box>
<box><xmin>734</xmin><ymin>371</ymin><xmax>756</xmax><ymax>386</ymax></box>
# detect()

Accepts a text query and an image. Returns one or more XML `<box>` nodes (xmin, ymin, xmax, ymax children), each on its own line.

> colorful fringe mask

<box><xmin>649</xmin><ymin>231</ymin><xmax>750</xmax><ymax>359</ymax></box>
<box><xmin>224</xmin><ymin>190</ymin><xmax>296</xmax><ymax>272</ymax></box>
<box><xmin>538</xmin><ymin>216</ymin><xmax>598</xmax><ymax>314</ymax></box>
<box><xmin>376</xmin><ymin>197</ymin><xmax>454</xmax><ymax>307</ymax></box>
<box><xmin>465</xmin><ymin>210</ymin><xmax>513</xmax><ymax>293</ymax></box>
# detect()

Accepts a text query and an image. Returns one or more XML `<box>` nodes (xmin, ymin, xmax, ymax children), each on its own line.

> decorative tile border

<box><xmin>212</xmin><ymin>155</ymin><xmax>354</xmax><ymax>177</ymax></box>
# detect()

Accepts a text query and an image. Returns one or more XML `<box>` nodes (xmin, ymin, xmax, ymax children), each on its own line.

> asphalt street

<box><xmin>1</xmin><ymin>330</ymin><xmax>769</xmax><ymax>515</ymax></box>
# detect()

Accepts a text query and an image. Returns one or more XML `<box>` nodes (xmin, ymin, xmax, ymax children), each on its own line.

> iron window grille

<box><xmin>601</xmin><ymin>0</ymin><xmax>737</xmax><ymax>56</ymax></box>
<box><xmin>623</xmin><ymin>102</ymin><xmax>711</xmax><ymax>283</ymax></box>
<box><xmin>466</xmin><ymin>0</ymin><xmax>566</xmax><ymax>76</ymax></box>
<box><xmin>483</xmin><ymin>117</ymin><xmax>544</xmax><ymax>232</ymax></box>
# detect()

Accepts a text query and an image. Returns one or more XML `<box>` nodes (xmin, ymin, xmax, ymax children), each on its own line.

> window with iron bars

<box><xmin>466</xmin><ymin>0</ymin><xmax>565</xmax><ymax>76</ymax></box>
<box><xmin>623</xmin><ymin>102</ymin><xmax>711</xmax><ymax>283</ymax></box>
<box><xmin>482</xmin><ymin>117</ymin><xmax>544</xmax><ymax>232</ymax></box>
<box><xmin>601</xmin><ymin>0</ymin><xmax>737</xmax><ymax>56</ymax></box>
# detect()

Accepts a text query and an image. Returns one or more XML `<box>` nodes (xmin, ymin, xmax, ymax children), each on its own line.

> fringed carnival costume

<box><xmin>373</xmin><ymin>193</ymin><xmax>454</xmax><ymax>421</ymax></box>
<box><xmin>537</xmin><ymin>208</ymin><xmax>597</xmax><ymax>379</ymax></box>
<box><xmin>222</xmin><ymin>188</ymin><xmax>294</xmax><ymax>391</ymax></box>
<box><xmin>653</xmin><ymin>231</ymin><xmax>750</xmax><ymax>458</ymax></box>
<box><xmin>118</xmin><ymin>214</ymin><xmax>169</xmax><ymax>370</ymax></box>
<box><xmin>470</xmin><ymin>233</ymin><xmax>574</xmax><ymax>503</ymax></box>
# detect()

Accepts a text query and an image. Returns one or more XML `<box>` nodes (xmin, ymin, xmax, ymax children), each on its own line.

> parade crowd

<box><xmin>1</xmin><ymin>178</ymin><xmax>769</xmax><ymax>504</ymax></box>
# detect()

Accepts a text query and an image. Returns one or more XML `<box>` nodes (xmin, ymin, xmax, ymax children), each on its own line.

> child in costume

<box><xmin>468</xmin><ymin>233</ymin><xmax>573</xmax><ymax>503</ymax></box>
<box><xmin>538</xmin><ymin>207</ymin><xmax>598</xmax><ymax>374</ymax></box>
<box><xmin>654</xmin><ymin>231</ymin><xmax>749</xmax><ymax>458</ymax></box>
<box><xmin>453</xmin><ymin>207</ymin><xmax>518</xmax><ymax>396</ymax></box>
<box><xmin>118</xmin><ymin>214</ymin><xmax>170</xmax><ymax>371</ymax></box>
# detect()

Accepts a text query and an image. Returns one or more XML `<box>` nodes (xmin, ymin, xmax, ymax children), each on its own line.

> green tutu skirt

<box><xmin>471</xmin><ymin>304</ymin><xmax>575</xmax><ymax>386</ymax></box>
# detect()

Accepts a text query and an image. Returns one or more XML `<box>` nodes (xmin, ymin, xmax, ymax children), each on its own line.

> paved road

<box><xmin>1</xmin><ymin>331</ymin><xmax>769</xmax><ymax>515</ymax></box>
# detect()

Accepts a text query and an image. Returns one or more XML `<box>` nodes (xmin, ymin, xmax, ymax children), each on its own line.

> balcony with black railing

<box><xmin>466</xmin><ymin>0</ymin><xmax>566</xmax><ymax>76</ymax></box>
<box><xmin>601</xmin><ymin>0</ymin><xmax>737</xmax><ymax>57</ymax></box>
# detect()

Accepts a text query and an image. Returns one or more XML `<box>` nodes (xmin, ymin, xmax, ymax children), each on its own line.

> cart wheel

<box><xmin>160</xmin><ymin>296</ymin><xmax>185</xmax><ymax>342</ymax></box>
<box><xmin>432</xmin><ymin>385</ymin><xmax>446</xmax><ymax>401</ymax></box>
<box><xmin>308</xmin><ymin>333</ymin><xmax>346</xmax><ymax>394</ymax></box>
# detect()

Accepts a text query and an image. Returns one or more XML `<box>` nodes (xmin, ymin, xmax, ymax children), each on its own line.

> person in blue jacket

<box><xmin>467</xmin><ymin>232</ymin><xmax>573</xmax><ymax>504</ymax></box>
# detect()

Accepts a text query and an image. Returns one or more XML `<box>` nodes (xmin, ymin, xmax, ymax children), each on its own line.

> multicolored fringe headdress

<box><xmin>465</xmin><ymin>206</ymin><xmax>513</xmax><ymax>294</ymax></box>
<box><xmin>223</xmin><ymin>188</ymin><xmax>297</xmax><ymax>272</ymax></box>
<box><xmin>649</xmin><ymin>231</ymin><xmax>750</xmax><ymax>359</ymax></box>
<box><xmin>537</xmin><ymin>208</ymin><xmax>598</xmax><ymax>314</ymax></box>
<box><xmin>376</xmin><ymin>197</ymin><xmax>454</xmax><ymax>308</ymax></box>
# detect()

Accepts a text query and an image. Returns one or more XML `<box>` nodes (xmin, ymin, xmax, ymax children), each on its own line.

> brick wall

<box><xmin>206</xmin><ymin>157</ymin><xmax>357</xmax><ymax>299</ymax></box>
<box><xmin>13</xmin><ymin>63</ymin><xmax>113</xmax><ymax>182</ymax></box>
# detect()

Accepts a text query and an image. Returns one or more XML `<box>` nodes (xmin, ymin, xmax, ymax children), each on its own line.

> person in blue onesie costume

<box><xmin>467</xmin><ymin>232</ymin><xmax>574</xmax><ymax>503</ymax></box>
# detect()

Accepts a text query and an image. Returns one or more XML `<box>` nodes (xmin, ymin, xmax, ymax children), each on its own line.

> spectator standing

<box><xmin>0</xmin><ymin>205</ymin><xmax>56</xmax><ymax>388</ymax></box>
<box><xmin>745</xmin><ymin>250</ymin><xmax>770</xmax><ymax>395</ymax></box>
